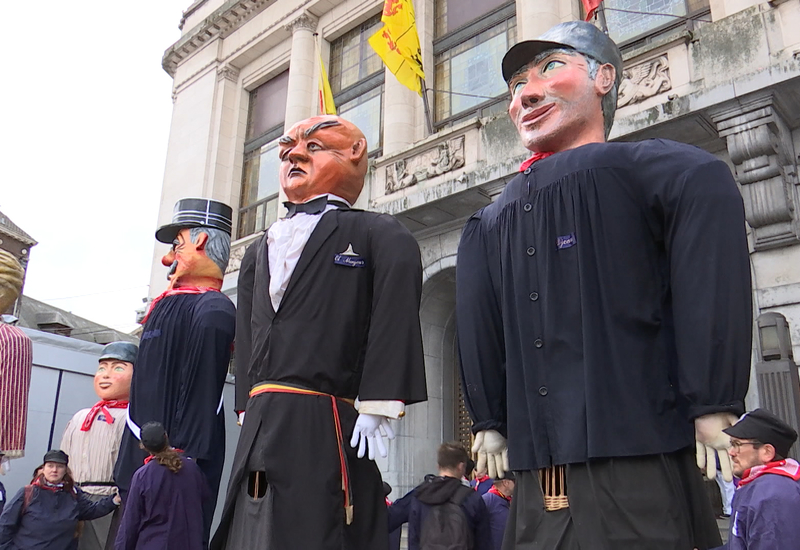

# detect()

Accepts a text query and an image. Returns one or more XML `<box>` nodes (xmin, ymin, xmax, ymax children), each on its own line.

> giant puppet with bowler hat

<box><xmin>211</xmin><ymin>115</ymin><xmax>427</xmax><ymax>550</ymax></box>
<box><xmin>114</xmin><ymin>198</ymin><xmax>236</xmax><ymax>546</ymax></box>
<box><xmin>456</xmin><ymin>21</ymin><xmax>752</xmax><ymax>549</ymax></box>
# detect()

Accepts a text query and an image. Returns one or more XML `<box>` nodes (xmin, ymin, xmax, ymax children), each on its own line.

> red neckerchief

<box><xmin>739</xmin><ymin>458</ymin><xmax>800</xmax><ymax>488</ymax></box>
<box><xmin>519</xmin><ymin>152</ymin><xmax>555</xmax><ymax>172</ymax></box>
<box><xmin>141</xmin><ymin>286</ymin><xmax>221</xmax><ymax>324</ymax></box>
<box><xmin>80</xmin><ymin>400</ymin><xmax>129</xmax><ymax>431</ymax></box>
<box><xmin>473</xmin><ymin>474</ymin><xmax>490</xmax><ymax>492</ymax></box>
<box><xmin>385</xmin><ymin>497</ymin><xmax>392</xmax><ymax>506</ymax></box>
<box><xmin>488</xmin><ymin>484</ymin><xmax>511</xmax><ymax>502</ymax></box>
<box><xmin>143</xmin><ymin>448</ymin><xmax>183</xmax><ymax>465</ymax></box>
<box><xmin>32</xmin><ymin>476</ymin><xmax>65</xmax><ymax>493</ymax></box>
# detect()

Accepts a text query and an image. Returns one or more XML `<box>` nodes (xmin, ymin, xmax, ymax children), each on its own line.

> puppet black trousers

<box><xmin>502</xmin><ymin>446</ymin><xmax>721</xmax><ymax>550</ymax></box>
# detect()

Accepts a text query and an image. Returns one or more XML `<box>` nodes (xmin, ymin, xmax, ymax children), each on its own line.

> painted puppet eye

<box><xmin>511</xmin><ymin>80</ymin><xmax>526</xmax><ymax>96</ymax></box>
<box><xmin>542</xmin><ymin>59</ymin><xmax>565</xmax><ymax>73</ymax></box>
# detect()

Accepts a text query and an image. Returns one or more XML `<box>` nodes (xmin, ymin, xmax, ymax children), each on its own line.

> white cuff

<box><xmin>356</xmin><ymin>400</ymin><xmax>405</xmax><ymax>419</ymax></box>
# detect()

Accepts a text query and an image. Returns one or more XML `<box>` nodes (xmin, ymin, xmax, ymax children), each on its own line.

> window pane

<box><xmin>329</xmin><ymin>14</ymin><xmax>383</xmax><ymax>94</ymax></box>
<box><xmin>247</xmin><ymin>71</ymin><xmax>289</xmax><ymax>140</ymax></box>
<box><xmin>434</xmin><ymin>19</ymin><xmax>514</xmax><ymax>121</ymax></box>
<box><xmin>605</xmin><ymin>0</ymin><xmax>688</xmax><ymax>43</ymax></box>
<box><xmin>436</xmin><ymin>0</ymin><xmax>511</xmax><ymax>37</ymax></box>
<box><xmin>339</xmin><ymin>87</ymin><xmax>383</xmax><ymax>152</ymax></box>
<box><xmin>240</xmin><ymin>150</ymin><xmax>260</xmax><ymax>206</ymax></box>
<box><xmin>256</xmin><ymin>140</ymin><xmax>281</xmax><ymax>201</ymax></box>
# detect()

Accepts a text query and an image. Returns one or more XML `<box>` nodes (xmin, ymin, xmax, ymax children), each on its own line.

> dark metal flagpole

<box><xmin>420</xmin><ymin>77</ymin><xmax>434</xmax><ymax>134</ymax></box>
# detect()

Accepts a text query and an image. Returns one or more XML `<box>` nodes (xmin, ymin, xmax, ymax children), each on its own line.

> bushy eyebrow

<box><xmin>304</xmin><ymin>120</ymin><xmax>340</xmax><ymax>138</ymax></box>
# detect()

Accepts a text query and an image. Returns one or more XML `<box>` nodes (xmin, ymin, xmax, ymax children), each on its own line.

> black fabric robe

<box><xmin>456</xmin><ymin>139</ymin><xmax>752</xmax><ymax>472</ymax></box>
<box><xmin>211</xmin><ymin>208</ymin><xmax>427</xmax><ymax>550</ymax></box>
<box><xmin>114</xmin><ymin>292</ymin><xmax>235</xmax><ymax>540</ymax></box>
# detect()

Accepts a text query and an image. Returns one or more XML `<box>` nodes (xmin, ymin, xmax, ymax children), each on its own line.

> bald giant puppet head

<box><xmin>278</xmin><ymin>116</ymin><xmax>369</xmax><ymax>205</ymax></box>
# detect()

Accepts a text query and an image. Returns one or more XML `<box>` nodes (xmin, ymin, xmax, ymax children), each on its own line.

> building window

<box><xmin>604</xmin><ymin>0</ymin><xmax>710</xmax><ymax>45</ymax></box>
<box><xmin>329</xmin><ymin>14</ymin><xmax>385</xmax><ymax>154</ymax></box>
<box><xmin>238</xmin><ymin>71</ymin><xmax>289</xmax><ymax>239</ymax></box>
<box><xmin>433</xmin><ymin>0</ymin><xmax>516</xmax><ymax>128</ymax></box>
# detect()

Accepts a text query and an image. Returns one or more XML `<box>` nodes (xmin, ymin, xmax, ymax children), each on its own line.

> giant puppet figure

<box><xmin>211</xmin><ymin>116</ymin><xmax>427</xmax><ymax>550</ymax></box>
<box><xmin>0</xmin><ymin>249</ymin><xmax>32</xmax><ymax>465</ymax></box>
<box><xmin>114</xmin><ymin>198</ymin><xmax>236</xmax><ymax>543</ymax></box>
<box><xmin>456</xmin><ymin>21</ymin><xmax>751</xmax><ymax>550</ymax></box>
<box><xmin>61</xmin><ymin>341</ymin><xmax>138</xmax><ymax>550</ymax></box>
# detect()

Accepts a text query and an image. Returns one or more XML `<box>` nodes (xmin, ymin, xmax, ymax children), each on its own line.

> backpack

<box><xmin>419</xmin><ymin>484</ymin><xmax>474</xmax><ymax>550</ymax></box>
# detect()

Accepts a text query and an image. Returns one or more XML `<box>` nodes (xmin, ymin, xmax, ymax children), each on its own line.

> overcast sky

<box><xmin>1</xmin><ymin>1</ymin><xmax>190</xmax><ymax>334</ymax></box>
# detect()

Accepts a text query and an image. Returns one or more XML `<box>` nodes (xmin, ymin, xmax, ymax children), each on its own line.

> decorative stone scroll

<box><xmin>711</xmin><ymin>94</ymin><xmax>800</xmax><ymax>250</ymax></box>
<box><xmin>225</xmin><ymin>241</ymin><xmax>249</xmax><ymax>274</ymax></box>
<box><xmin>386</xmin><ymin>136</ymin><xmax>466</xmax><ymax>194</ymax></box>
<box><xmin>617</xmin><ymin>55</ymin><xmax>671</xmax><ymax>107</ymax></box>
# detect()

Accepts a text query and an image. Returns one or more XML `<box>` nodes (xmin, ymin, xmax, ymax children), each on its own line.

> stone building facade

<box><xmin>150</xmin><ymin>0</ymin><xmax>800</xmax><ymax>496</ymax></box>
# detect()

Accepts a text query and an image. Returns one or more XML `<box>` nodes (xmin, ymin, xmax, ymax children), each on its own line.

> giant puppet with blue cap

<box><xmin>456</xmin><ymin>20</ymin><xmax>752</xmax><ymax>550</ymax></box>
<box><xmin>60</xmin><ymin>341</ymin><xmax>137</xmax><ymax>550</ymax></box>
<box><xmin>113</xmin><ymin>198</ymin><xmax>236</xmax><ymax>547</ymax></box>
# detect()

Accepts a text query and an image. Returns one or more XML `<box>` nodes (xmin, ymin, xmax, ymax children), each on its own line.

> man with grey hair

<box><xmin>457</xmin><ymin>21</ymin><xmax>751</xmax><ymax>549</ymax></box>
<box><xmin>115</xmin><ymin>198</ymin><xmax>236</xmax><ymax>547</ymax></box>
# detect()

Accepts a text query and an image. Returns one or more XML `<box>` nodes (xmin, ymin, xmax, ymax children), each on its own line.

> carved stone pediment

<box><xmin>386</xmin><ymin>136</ymin><xmax>465</xmax><ymax>194</ymax></box>
<box><xmin>617</xmin><ymin>55</ymin><xmax>672</xmax><ymax>108</ymax></box>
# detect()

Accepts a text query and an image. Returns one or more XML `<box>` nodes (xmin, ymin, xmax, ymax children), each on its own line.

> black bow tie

<box><xmin>284</xmin><ymin>196</ymin><xmax>349</xmax><ymax>218</ymax></box>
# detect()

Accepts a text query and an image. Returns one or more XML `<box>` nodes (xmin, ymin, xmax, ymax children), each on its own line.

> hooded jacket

<box><xmin>388</xmin><ymin>475</ymin><xmax>491</xmax><ymax>550</ymax></box>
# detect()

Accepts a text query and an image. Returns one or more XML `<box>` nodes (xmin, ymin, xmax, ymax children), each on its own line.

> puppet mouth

<box><xmin>166</xmin><ymin>260</ymin><xmax>177</xmax><ymax>280</ymax></box>
<box><xmin>521</xmin><ymin>103</ymin><xmax>556</xmax><ymax>126</ymax></box>
<box><xmin>288</xmin><ymin>166</ymin><xmax>307</xmax><ymax>178</ymax></box>
<box><xmin>99</xmin><ymin>382</ymin><xmax>112</xmax><ymax>389</ymax></box>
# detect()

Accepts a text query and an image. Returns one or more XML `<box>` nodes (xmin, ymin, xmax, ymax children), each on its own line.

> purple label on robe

<box><xmin>334</xmin><ymin>254</ymin><xmax>366</xmax><ymax>268</ymax></box>
<box><xmin>556</xmin><ymin>233</ymin><xmax>577</xmax><ymax>249</ymax></box>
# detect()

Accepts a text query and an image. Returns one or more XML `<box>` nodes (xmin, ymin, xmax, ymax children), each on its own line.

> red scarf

<box><xmin>519</xmin><ymin>152</ymin><xmax>555</xmax><ymax>172</ymax></box>
<box><xmin>739</xmin><ymin>458</ymin><xmax>800</xmax><ymax>488</ymax></box>
<box><xmin>488</xmin><ymin>484</ymin><xmax>511</xmax><ymax>502</ymax></box>
<box><xmin>32</xmin><ymin>476</ymin><xmax>65</xmax><ymax>492</ymax></box>
<box><xmin>141</xmin><ymin>286</ymin><xmax>221</xmax><ymax>324</ymax></box>
<box><xmin>80</xmin><ymin>400</ymin><xmax>129</xmax><ymax>431</ymax></box>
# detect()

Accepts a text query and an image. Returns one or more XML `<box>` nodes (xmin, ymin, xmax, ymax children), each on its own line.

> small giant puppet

<box><xmin>0</xmin><ymin>249</ymin><xmax>32</xmax><ymax>464</ymax></box>
<box><xmin>456</xmin><ymin>21</ymin><xmax>751</xmax><ymax>549</ymax></box>
<box><xmin>61</xmin><ymin>341</ymin><xmax>137</xmax><ymax>550</ymax></box>
<box><xmin>211</xmin><ymin>116</ymin><xmax>427</xmax><ymax>550</ymax></box>
<box><xmin>114</xmin><ymin>198</ymin><xmax>236</xmax><ymax>544</ymax></box>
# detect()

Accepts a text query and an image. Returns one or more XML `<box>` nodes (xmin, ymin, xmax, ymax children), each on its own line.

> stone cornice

<box><xmin>162</xmin><ymin>0</ymin><xmax>277</xmax><ymax>77</ymax></box>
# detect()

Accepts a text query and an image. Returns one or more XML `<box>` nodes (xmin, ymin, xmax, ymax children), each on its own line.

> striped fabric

<box><xmin>0</xmin><ymin>324</ymin><xmax>32</xmax><ymax>458</ymax></box>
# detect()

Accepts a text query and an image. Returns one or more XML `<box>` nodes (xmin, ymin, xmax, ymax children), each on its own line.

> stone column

<box><xmin>383</xmin><ymin>72</ymin><xmax>418</xmax><ymax>155</ymax></box>
<box><xmin>711</xmin><ymin>93</ymin><xmax>800</xmax><ymax>250</ymax></box>
<box><xmin>515</xmin><ymin>0</ymin><xmax>560</xmax><ymax>41</ymax></box>
<box><xmin>207</xmin><ymin>64</ymin><xmax>242</xmax><ymax>204</ymax></box>
<box><xmin>284</xmin><ymin>12</ymin><xmax>318</xmax><ymax>127</ymax></box>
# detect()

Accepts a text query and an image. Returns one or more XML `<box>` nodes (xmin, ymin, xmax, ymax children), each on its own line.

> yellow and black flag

<box><xmin>368</xmin><ymin>0</ymin><xmax>425</xmax><ymax>95</ymax></box>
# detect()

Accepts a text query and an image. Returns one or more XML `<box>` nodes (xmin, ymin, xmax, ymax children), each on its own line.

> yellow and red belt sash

<box><xmin>249</xmin><ymin>382</ymin><xmax>355</xmax><ymax>524</ymax></box>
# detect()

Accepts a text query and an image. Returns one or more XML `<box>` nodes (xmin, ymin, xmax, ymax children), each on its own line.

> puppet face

<box><xmin>278</xmin><ymin>116</ymin><xmax>368</xmax><ymax>205</ymax></box>
<box><xmin>508</xmin><ymin>50</ymin><xmax>614</xmax><ymax>153</ymax></box>
<box><xmin>43</xmin><ymin>462</ymin><xmax>67</xmax><ymax>484</ymax></box>
<box><xmin>94</xmin><ymin>359</ymin><xmax>133</xmax><ymax>401</ymax></box>
<box><xmin>161</xmin><ymin>228</ymin><xmax>223</xmax><ymax>290</ymax></box>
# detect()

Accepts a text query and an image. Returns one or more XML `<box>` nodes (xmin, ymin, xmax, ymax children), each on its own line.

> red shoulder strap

<box><xmin>22</xmin><ymin>485</ymin><xmax>33</xmax><ymax>514</ymax></box>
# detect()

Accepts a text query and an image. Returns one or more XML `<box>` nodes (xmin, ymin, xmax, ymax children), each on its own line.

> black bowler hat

<box><xmin>140</xmin><ymin>422</ymin><xmax>169</xmax><ymax>453</ymax></box>
<box><xmin>501</xmin><ymin>21</ymin><xmax>623</xmax><ymax>87</ymax></box>
<box><xmin>724</xmin><ymin>408</ymin><xmax>798</xmax><ymax>458</ymax></box>
<box><xmin>43</xmin><ymin>449</ymin><xmax>69</xmax><ymax>465</ymax></box>
<box><xmin>155</xmin><ymin>198</ymin><xmax>233</xmax><ymax>244</ymax></box>
<box><xmin>99</xmin><ymin>341</ymin><xmax>138</xmax><ymax>365</ymax></box>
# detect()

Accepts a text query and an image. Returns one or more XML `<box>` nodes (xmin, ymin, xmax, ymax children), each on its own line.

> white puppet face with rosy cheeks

<box><xmin>94</xmin><ymin>359</ymin><xmax>133</xmax><ymax>401</ymax></box>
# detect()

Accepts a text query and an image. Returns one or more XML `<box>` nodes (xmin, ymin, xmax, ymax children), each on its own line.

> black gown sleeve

<box><xmin>357</xmin><ymin>214</ymin><xmax>427</xmax><ymax>404</ymax></box>
<box><xmin>235</xmin><ymin>241</ymin><xmax>258</xmax><ymax>412</ymax></box>
<box><xmin>657</xmin><ymin>158</ymin><xmax>752</xmax><ymax>419</ymax></box>
<box><xmin>456</xmin><ymin>210</ymin><xmax>507</xmax><ymax>436</ymax></box>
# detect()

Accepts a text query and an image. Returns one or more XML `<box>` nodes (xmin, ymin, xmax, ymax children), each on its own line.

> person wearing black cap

<box><xmin>482</xmin><ymin>472</ymin><xmax>515</xmax><ymax>550</ymax></box>
<box><xmin>457</xmin><ymin>19</ymin><xmax>751</xmax><ymax>550</ymax></box>
<box><xmin>114</xmin><ymin>198</ymin><xmax>236</xmax><ymax>546</ymax></box>
<box><xmin>115</xmin><ymin>422</ymin><xmax>208</xmax><ymax>550</ymax></box>
<box><xmin>60</xmin><ymin>341</ymin><xmax>137</xmax><ymax>550</ymax></box>
<box><xmin>0</xmin><ymin>450</ymin><xmax>120</xmax><ymax>549</ymax></box>
<box><xmin>713</xmin><ymin>409</ymin><xmax>800</xmax><ymax>549</ymax></box>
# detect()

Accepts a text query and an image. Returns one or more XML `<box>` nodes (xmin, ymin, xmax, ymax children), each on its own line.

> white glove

<box><xmin>237</xmin><ymin>411</ymin><xmax>245</xmax><ymax>426</ymax></box>
<box><xmin>472</xmin><ymin>430</ymin><xmax>509</xmax><ymax>479</ymax></box>
<box><xmin>350</xmin><ymin>413</ymin><xmax>395</xmax><ymax>460</ymax></box>
<box><xmin>695</xmin><ymin>412</ymin><xmax>738</xmax><ymax>482</ymax></box>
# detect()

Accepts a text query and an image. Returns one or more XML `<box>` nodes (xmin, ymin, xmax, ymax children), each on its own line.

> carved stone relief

<box><xmin>711</xmin><ymin>95</ymin><xmax>800</xmax><ymax>250</ymax></box>
<box><xmin>386</xmin><ymin>136</ymin><xmax>466</xmax><ymax>194</ymax></box>
<box><xmin>617</xmin><ymin>55</ymin><xmax>672</xmax><ymax>108</ymax></box>
<box><xmin>225</xmin><ymin>242</ymin><xmax>248</xmax><ymax>274</ymax></box>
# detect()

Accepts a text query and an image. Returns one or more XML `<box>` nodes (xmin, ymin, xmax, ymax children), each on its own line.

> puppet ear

<box><xmin>193</xmin><ymin>231</ymin><xmax>209</xmax><ymax>251</ymax></box>
<box><xmin>595</xmin><ymin>64</ymin><xmax>616</xmax><ymax>96</ymax></box>
<box><xmin>350</xmin><ymin>138</ymin><xmax>368</xmax><ymax>163</ymax></box>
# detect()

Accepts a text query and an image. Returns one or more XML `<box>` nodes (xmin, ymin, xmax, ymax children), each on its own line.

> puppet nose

<box><xmin>161</xmin><ymin>253</ymin><xmax>174</xmax><ymax>267</ymax></box>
